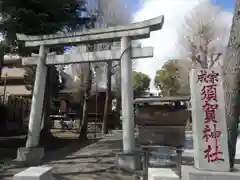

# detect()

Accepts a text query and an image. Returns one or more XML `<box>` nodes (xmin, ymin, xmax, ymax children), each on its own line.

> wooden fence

<box><xmin>0</xmin><ymin>95</ymin><xmax>31</xmax><ymax>130</ymax></box>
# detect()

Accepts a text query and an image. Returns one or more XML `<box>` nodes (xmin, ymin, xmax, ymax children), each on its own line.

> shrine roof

<box><xmin>1</xmin><ymin>68</ymin><xmax>25</xmax><ymax>78</ymax></box>
<box><xmin>134</xmin><ymin>96</ymin><xmax>190</xmax><ymax>104</ymax></box>
<box><xmin>0</xmin><ymin>85</ymin><xmax>31</xmax><ymax>96</ymax></box>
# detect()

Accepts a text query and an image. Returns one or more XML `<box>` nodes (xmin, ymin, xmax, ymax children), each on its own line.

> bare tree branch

<box><xmin>178</xmin><ymin>0</ymin><xmax>230</xmax><ymax>69</ymax></box>
<box><xmin>209</xmin><ymin>52</ymin><xmax>222</xmax><ymax>68</ymax></box>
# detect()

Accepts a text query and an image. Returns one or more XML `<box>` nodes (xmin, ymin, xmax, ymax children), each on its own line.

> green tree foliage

<box><xmin>23</xmin><ymin>67</ymin><xmax>35</xmax><ymax>92</ymax></box>
<box><xmin>0</xmin><ymin>0</ymin><xmax>86</xmax><ymax>94</ymax></box>
<box><xmin>154</xmin><ymin>60</ymin><xmax>181</xmax><ymax>96</ymax></box>
<box><xmin>0</xmin><ymin>0</ymin><xmax>84</xmax><ymax>42</ymax></box>
<box><xmin>23</xmin><ymin>66</ymin><xmax>65</xmax><ymax>95</ymax></box>
<box><xmin>133</xmin><ymin>71</ymin><xmax>151</xmax><ymax>98</ymax></box>
<box><xmin>174</xmin><ymin>59</ymin><xmax>192</xmax><ymax>96</ymax></box>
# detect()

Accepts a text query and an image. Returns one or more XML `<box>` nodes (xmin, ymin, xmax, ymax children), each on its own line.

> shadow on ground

<box><xmin>92</xmin><ymin>139</ymin><xmax>123</xmax><ymax>150</ymax></box>
<box><xmin>43</xmin><ymin>138</ymin><xmax>100</xmax><ymax>162</ymax></box>
<box><xmin>0</xmin><ymin>134</ymin><xmax>88</xmax><ymax>162</ymax></box>
<box><xmin>46</xmin><ymin>137</ymin><xmax>132</xmax><ymax>180</ymax></box>
<box><xmin>52</xmin><ymin>167</ymin><xmax>136</xmax><ymax>180</ymax></box>
<box><xmin>0</xmin><ymin>132</ymin><xmax>100</xmax><ymax>180</ymax></box>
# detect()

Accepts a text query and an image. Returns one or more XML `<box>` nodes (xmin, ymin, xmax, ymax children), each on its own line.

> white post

<box><xmin>120</xmin><ymin>36</ymin><xmax>135</xmax><ymax>153</ymax></box>
<box><xmin>26</xmin><ymin>45</ymin><xmax>49</xmax><ymax>148</ymax></box>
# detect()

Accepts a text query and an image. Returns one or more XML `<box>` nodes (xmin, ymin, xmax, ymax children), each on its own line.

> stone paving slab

<box><xmin>0</xmin><ymin>133</ymin><xmax>137</xmax><ymax>180</ymax></box>
<box><xmin>3</xmin><ymin>131</ymin><xmax>240</xmax><ymax>180</ymax></box>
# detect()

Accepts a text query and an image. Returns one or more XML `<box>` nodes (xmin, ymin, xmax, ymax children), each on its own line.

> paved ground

<box><xmin>0</xmin><ymin>132</ymin><xmax>137</xmax><ymax>180</ymax></box>
<box><xmin>2</xmin><ymin>131</ymin><xmax>240</xmax><ymax>180</ymax></box>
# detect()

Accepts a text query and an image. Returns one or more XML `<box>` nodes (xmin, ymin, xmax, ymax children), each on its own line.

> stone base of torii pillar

<box><xmin>16</xmin><ymin>147</ymin><xmax>44</xmax><ymax>166</ymax></box>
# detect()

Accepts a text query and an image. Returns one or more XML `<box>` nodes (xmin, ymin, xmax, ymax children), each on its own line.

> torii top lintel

<box><xmin>16</xmin><ymin>15</ymin><xmax>164</xmax><ymax>47</ymax></box>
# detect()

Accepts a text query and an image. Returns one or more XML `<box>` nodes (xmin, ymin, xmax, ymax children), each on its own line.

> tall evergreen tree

<box><xmin>0</xmin><ymin>0</ymin><xmax>88</xmax><ymax>91</ymax></box>
<box><xmin>0</xmin><ymin>0</ymin><xmax>85</xmax><ymax>41</ymax></box>
<box><xmin>0</xmin><ymin>0</ymin><xmax>89</xmax><ymax>136</ymax></box>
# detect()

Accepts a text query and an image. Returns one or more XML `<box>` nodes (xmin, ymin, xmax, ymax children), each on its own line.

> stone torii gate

<box><xmin>16</xmin><ymin>16</ymin><xmax>164</xmax><ymax>168</ymax></box>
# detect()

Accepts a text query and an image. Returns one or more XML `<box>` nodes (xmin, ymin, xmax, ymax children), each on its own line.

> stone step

<box><xmin>14</xmin><ymin>166</ymin><xmax>52</xmax><ymax>180</ymax></box>
<box><xmin>148</xmin><ymin>168</ymin><xmax>179</xmax><ymax>180</ymax></box>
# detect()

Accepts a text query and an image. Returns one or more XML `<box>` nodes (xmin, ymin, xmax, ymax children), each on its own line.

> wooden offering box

<box><xmin>134</xmin><ymin>96</ymin><xmax>190</xmax><ymax>148</ymax></box>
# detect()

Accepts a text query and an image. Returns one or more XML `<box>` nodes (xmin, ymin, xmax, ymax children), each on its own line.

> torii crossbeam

<box><xmin>22</xmin><ymin>47</ymin><xmax>153</xmax><ymax>65</ymax></box>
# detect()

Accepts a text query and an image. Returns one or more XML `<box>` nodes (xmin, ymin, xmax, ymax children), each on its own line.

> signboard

<box><xmin>190</xmin><ymin>68</ymin><xmax>230</xmax><ymax>171</ymax></box>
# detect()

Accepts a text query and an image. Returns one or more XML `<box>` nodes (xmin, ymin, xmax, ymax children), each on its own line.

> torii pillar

<box><xmin>15</xmin><ymin>16</ymin><xmax>164</xmax><ymax>168</ymax></box>
<box><xmin>121</xmin><ymin>36</ymin><xmax>135</xmax><ymax>154</ymax></box>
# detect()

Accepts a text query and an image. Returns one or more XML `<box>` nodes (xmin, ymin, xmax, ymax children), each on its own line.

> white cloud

<box><xmin>133</xmin><ymin>0</ymin><xmax>233</xmax><ymax>92</ymax></box>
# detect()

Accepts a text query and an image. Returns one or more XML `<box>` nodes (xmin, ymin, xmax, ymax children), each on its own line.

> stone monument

<box><xmin>182</xmin><ymin>67</ymin><xmax>240</xmax><ymax>180</ymax></box>
<box><xmin>15</xmin><ymin>16</ymin><xmax>164</xmax><ymax>169</ymax></box>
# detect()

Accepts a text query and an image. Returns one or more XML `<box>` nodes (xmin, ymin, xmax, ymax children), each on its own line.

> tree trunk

<box><xmin>79</xmin><ymin>64</ymin><xmax>92</xmax><ymax>140</ymax></box>
<box><xmin>0</xmin><ymin>52</ymin><xmax>3</xmax><ymax>79</ymax></box>
<box><xmin>78</xmin><ymin>91</ymin><xmax>84</xmax><ymax>129</ymax></box>
<box><xmin>40</xmin><ymin>67</ymin><xmax>54</xmax><ymax>137</ymax></box>
<box><xmin>200</xmin><ymin>39</ymin><xmax>208</xmax><ymax>68</ymax></box>
<box><xmin>223</xmin><ymin>0</ymin><xmax>240</xmax><ymax>170</ymax></box>
<box><xmin>115</xmin><ymin>70</ymin><xmax>122</xmax><ymax>128</ymax></box>
<box><xmin>0</xmin><ymin>44</ymin><xmax>8</xmax><ymax>79</ymax></box>
<box><xmin>102</xmin><ymin>61</ymin><xmax>112</xmax><ymax>135</ymax></box>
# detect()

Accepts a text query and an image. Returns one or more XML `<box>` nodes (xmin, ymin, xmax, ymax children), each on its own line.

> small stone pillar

<box><xmin>182</xmin><ymin>68</ymin><xmax>233</xmax><ymax>180</ymax></box>
<box><xmin>14</xmin><ymin>166</ymin><xmax>52</xmax><ymax>180</ymax></box>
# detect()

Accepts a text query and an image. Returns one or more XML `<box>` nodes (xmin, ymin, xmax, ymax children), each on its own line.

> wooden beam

<box><xmin>22</xmin><ymin>47</ymin><xmax>153</xmax><ymax>66</ymax></box>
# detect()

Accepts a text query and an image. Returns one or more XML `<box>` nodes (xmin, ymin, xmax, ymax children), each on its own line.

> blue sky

<box><xmin>214</xmin><ymin>0</ymin><xmax>235</xmax><ymax>12</ymax></box>
<box><xmin>132</xmin><ymin>0</ymin><xmax>235</xmax><ymax>13</ymax></box>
